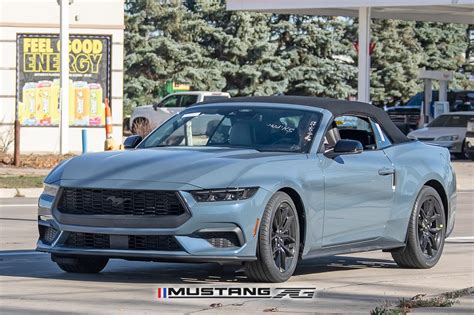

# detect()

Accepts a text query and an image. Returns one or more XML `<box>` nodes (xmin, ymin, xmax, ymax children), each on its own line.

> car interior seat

<box><xmin>324</xmin><ymin>122</ymin><xmax>341</xmax><ymax>151</ymax></box>
<box><xmin>229</xmin><ymin>121</ymin><xmax>255</xmax><ymax>146</ymax></box>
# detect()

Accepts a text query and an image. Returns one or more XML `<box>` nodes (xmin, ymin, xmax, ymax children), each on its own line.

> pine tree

<box><xmin>414</xmin><ymin>22</ymin><xmax>473</xmax><ymax>90</ymax></box>
<box><xmin>123</xmin><ymin>1</ymin><xmax>472</xmax><ymax>115</ymax></box>
<box><xmin>274</xmin><ymin>15</ymin><xmax>357</xmax><ymax>98</ymax></box>
<box><xmin>369</xmin><ymin>19</ymin><xmax>422</xmax><ymax>105</ymax></box>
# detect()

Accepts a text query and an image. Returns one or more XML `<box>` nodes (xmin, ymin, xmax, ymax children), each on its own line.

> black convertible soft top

<box><xmin>201</xmin><ymin>96</ymin><xmax>409</xmax><ymax>144</ymax></box>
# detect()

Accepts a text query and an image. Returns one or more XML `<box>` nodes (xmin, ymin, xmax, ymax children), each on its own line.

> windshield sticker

<box><xmin>266</xmin><ymin>123</ymin><xmax>295</xmax><ymax>133</ymax></box>
<box><xmin>182</xmin><ymin>112</ymin><xmax>201</xmax><ymax>118</ymax></box>
<box><xmin>304</xmin><ymin>121</ymin><xmax>318</xmax><ymax>142</ymax></box>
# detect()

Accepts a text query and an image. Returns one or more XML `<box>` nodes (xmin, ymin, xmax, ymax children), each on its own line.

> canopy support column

<box><xmin>59</xmin><ymin>0</ymin><xmax>71</xmax><ymax>154</ymax></box>
<box><xmin>357</xmin><ymin>7</ymin><xmax>371</xmax><ymax>103</ymax></box>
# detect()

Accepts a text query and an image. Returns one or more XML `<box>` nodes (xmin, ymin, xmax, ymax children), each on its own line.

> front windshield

<box><xmin>139</xmin><ymin>106</ymin><xmax>322</xmax><ymax>153</ymax></box>
<box><xmin>428</xmin><ymin>114</ymin><xmax>474</xmax><ymax>128</ymax></box>
<box><xmin>405</xmin><ymin>91</ymin><xmax>438</xmax><ymax>107</ymax></box>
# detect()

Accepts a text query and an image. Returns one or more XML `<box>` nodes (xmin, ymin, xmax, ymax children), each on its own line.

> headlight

<box><xmin>436</xmin><ymin>135</ymin><xmax>459</xmax><ymax>141</ymax></box>
<box><xmin>190</xmin><ymin>187</ymin><xmax>258</xmax><ymax>202</ymax></box>
<box><xmin>407</xmin><ymin>134</ymin><xmax>417</xmax><ymax>140</ymax></box>
<box><xmin>43</xmin><ymin>184</ymin><xmax>59</xmax><ymax>198</ymax></box>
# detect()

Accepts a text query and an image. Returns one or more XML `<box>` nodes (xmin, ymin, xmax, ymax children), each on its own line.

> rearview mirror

<box><xmin>123</xmin><ymin>135</ymin><xmax>142</xmax><ymax>149</ymax></box>
<box><xmin>333</xmin><ymin>139</ymin><xmax>363</xmax><ymax>154</ymax></box>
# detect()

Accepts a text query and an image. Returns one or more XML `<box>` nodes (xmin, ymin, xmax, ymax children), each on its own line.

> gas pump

<box><xmin>418</xmin><ymin>70</ymin><xmax>453</xmax><ymax>128</ymax></box>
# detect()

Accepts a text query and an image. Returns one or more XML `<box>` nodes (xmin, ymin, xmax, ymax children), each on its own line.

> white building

<box><xmin>0</xmin><ymin>0</ymin><xmax>124</xmax><ymax>154</ymax></box>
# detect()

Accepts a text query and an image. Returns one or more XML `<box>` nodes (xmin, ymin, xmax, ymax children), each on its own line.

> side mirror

<box><xmin>123</xmin><ymin>135</ymin><xmax>142</xmax><ymax>149</ymax></box>
<box><xmin>152</xmin><ymin>103</ymin><xmax>159</xmax><ymax>111</ymax></box>
<box><xmin>333</xmin><ymin>139</ymin><xmax>363</xmax><ymax>154</ymax></box>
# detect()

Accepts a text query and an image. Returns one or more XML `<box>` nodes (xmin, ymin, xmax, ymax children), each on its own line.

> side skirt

<box><xmin>302</xmin><ymin>238</ymin><xmax>405</xmax><ymax>260</ymax></box>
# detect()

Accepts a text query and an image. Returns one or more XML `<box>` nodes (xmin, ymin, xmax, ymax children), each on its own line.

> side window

<box><xmin>160</xmin><ymin>96</ymin><xmax>180</xmax><ymax>108</ymax></box>
<box><xmin>370</xmin><ymin>119</ymin><xmax>392</xmax><ymax>149</ymax></box>
<box><xmin>180</xmin><ymin>95</ymin><xmax>198</xmax><ymax>107</ymax></box>
<box><xmin>334</xmin><ymin>115</ymin><xmax>377</xmax><ymax>150</ymax></box>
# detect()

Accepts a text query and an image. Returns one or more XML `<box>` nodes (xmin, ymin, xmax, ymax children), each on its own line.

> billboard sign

<box><xmin>16</xmin><ymin>33</ymin><xmax>111</xmax><ymax>127</ymax></box>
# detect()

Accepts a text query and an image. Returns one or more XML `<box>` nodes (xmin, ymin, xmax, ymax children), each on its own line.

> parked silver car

<box><xmin>130</xmin><ymin>91</ymin><xmax>230</xmax><ymax>135</ymax></box>
<box><xmin>408</xmin><ymin>112</ymin><xmax>474</xmax><ymax>159</ymax></box>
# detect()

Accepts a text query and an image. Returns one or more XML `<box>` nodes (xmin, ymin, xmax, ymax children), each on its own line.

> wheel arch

<box><xmin>424</xmin><ymin>179</ymin><xmax>449</xmax><ymax>227</ymax></box>
<box><xmin>277</xmin><ymin>187</ymin><xmax>306</xmax><ymax>259</ymax></box>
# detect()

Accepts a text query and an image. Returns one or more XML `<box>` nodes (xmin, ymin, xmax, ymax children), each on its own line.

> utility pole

<box><xmin>59</xmin><ymin>0</ymin><xmax>71</xmax><ymax>154</ymax></box>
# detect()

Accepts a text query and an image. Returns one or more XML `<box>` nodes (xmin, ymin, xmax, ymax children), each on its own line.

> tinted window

<box><xmin>405</xmin><ymin>91</ymin><xmax>438</xmax><ymax>107</ymax></box>
<box><xmin>160</xmin><ymin>96</ymin><xmax>180</xmax><ymax>108</ymax></box>
<box><xmin>180</xmin><ymin>95</ymin><xmax>198</xmax><ymax>107</ymax></box>
<box><xmin>203</xmin><ymin>95</ymin><xmax>229</xmax><ymax>102</ymax></box>
<box><xmin>428</xmin><ymin>115</ymin><xmax>474</xmax><ymax>128</ymax></box>
<box><xmin>140</xmin><ymin>107</ymin><xmax>322</xmax><ymax>153</ymax></box>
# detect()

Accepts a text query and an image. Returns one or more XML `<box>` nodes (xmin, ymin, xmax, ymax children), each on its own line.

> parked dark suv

<box><xmin>385</xmin><ymin>90</ymin><xmax>474</xmax><ymax>134</ymax></box>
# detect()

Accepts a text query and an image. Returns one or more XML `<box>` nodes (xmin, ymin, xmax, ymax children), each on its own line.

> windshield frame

<box><xmin>137</xmin><ymin>103</ymin><xmax>324</xmax><ymax>154</ymax></box>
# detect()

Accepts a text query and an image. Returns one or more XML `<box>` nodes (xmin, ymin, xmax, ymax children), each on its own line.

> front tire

<box><xmin>245</xmin><ymin>192</ymin><xmax>300</xmax><ymax>283</ymax></box>
<box><xmin>53</xmin><ymin>255</ymin><xmax>109</xmax><ymax>273</ymax></box>
<box><xmin>392</xmin><ymin>186</ymin><xmax>446</xmax><ymax>269</ymax></box>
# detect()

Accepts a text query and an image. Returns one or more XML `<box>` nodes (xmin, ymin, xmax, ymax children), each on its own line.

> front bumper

<box><xmin>36</xmin><ymin>188</ymin><xmax>270</xmax><ymax>262</ymax></box>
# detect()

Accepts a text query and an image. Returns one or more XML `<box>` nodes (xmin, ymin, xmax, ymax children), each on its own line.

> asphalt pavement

<box><xmin>0</xmin><ymin>165</ymin><xmax>473</xmax><ymax>314</ymax></box>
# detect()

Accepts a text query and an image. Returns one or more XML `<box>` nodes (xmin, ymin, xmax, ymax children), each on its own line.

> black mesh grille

<box><xmin>65</xmin><ymin>232</ymin><xmax>110</xmax><ymax>249</ymax></box>
<box><xmin>199</xmin><ymin>232</ymin><xmax>241</xmax><ymax>248</ymax></box>
<box><xmin>128</xmin><ymin>235</ymin><xmax>182</xmax><ymax>251</ymax></box>
<box><xmin>65</xmin><ymin>232</ymin><xmax>182</xmax><ymax>251</ymax></box>
<box><xmin>39</xmin><ymin>225</ymin><xmax>59</xmax><ymax>245</ymax></box>
<box><xmin>57</xmin><ymin>188</ymin><xmax>186</xmax><ymax>216</ymax></box>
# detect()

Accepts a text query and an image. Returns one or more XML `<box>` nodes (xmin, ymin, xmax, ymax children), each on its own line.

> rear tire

<box><xmin>54</xmin><ymin>255</ymin><xmax>109</xmax><ymax>273</ymax></box>
<box><xmin>245</xmin><ymin>192</ymin><xmax>300</xmax><ymax>283</ymax></box>
<box><xmin>392</xmin><ymin>186</ymin><xmax>446</xmax><ymax>269</ymax></box>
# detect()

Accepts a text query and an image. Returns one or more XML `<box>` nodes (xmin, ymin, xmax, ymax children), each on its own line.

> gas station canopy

<box><xmin>227</xmin><ymin>0</ymin><xmax>474</xmax><ymax>24</ymax></box>
<box><xmin>227</xmin><ymin>0</ymin><xmax>474</xmax><ymax>120</ymax></box>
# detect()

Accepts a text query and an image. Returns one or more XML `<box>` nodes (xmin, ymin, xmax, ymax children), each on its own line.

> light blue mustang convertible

<box><xmin>37</xmin><ymin>96</ymin><xmax>456</xmax><ymax>282</ymax></box>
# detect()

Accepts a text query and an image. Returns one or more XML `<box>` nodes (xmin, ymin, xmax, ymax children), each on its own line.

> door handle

<box><xmin>379</xmin><ymin>167</ymin><xmax>396</xmax><ymax>191</ymax></box>
<box><xmin>378</xmin><ymin>167</ymin><xmax>395</xmax><ymax>176</ymax></box>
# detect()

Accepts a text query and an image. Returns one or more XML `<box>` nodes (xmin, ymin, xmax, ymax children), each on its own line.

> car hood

<box><xmin>408</xmin><ymin>127</ymin><xmax>466</xmax><ymax>139</ymax></box>
<box><xmin>55</xmin><ymin>147</ymin><xmax>301</xmax><ymax>189</ymax></box>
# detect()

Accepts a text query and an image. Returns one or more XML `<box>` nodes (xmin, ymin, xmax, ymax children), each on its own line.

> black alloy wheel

<box><xmin>417</xmin><ymin>197</ymin><xmax>443</xmax><ymax>258</ymax></box>
<box><xmin>245</xmin><ymin>192</ymin><xmax>300</xmax><ymax>282</ymax></box>
<box><xmin>392</xmin><ymin>186</ymin><xmax>446</xmax><ymax>269</ymax></box>
<box><xmin>271</xmin><ymin>201</ymin><xmax>298</xmax><ymax>273</ymax></box>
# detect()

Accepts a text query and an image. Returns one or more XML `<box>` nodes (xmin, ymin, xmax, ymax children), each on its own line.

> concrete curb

<box><xmin>0</xmin><ymin>188</ymin><xmax>43</xmax><ymax>199</ymax></box>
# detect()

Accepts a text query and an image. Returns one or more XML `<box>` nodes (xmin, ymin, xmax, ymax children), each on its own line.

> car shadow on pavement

<box><xmin>0</xmin><ymin>250</ymin><xmax>397</xmax><ymax>284</ymax></box>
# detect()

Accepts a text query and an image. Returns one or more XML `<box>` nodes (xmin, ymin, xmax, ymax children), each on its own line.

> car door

<box><xmin>151</xmin><ymin>95</ymin><xmax>183</xmax><ymax>127</ymax></box>
<box><xmin>320</xmin><ymin>115</ymin><xmax>395</xmax><ymax>246</ymax></box>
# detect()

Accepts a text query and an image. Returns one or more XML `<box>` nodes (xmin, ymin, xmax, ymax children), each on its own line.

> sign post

<box><xmin>59</xmin><ymin>0</ymin><xmax>71</xmax><ymax>154</ymax></box>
